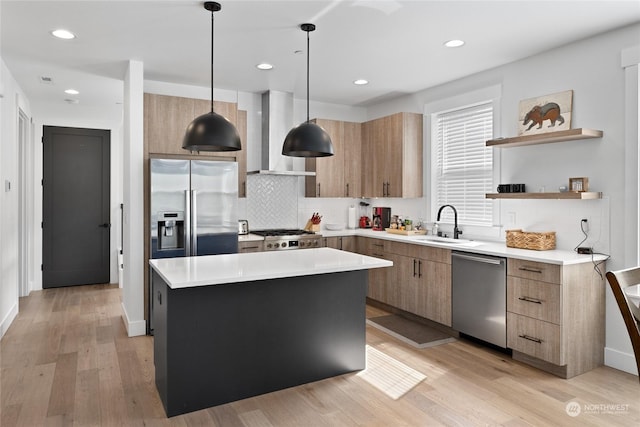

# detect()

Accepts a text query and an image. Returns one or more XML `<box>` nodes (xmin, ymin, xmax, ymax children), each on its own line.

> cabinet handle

<box><xmin>346</xmin><ymin>183</ymin><xmax>349</xmax><ymax>197</ymax></box>
<box><xmin>382</xmin><ymin>182</ymin><xmax>386</xmax><ymax>197</ymax></box>
<box><xmin>418</xmin><ymin>260</ymin><xmax>422</xmax><ymax>278</ymax></box>
<box><xmin>339</xmin><ymin>237</ymin><xmax>343</xmax><ymax>250</ymax></box>
<box><xmin>243</xmin><ymin>245</ymin><xmax>260</xmax><ymax>250</ymax></box>
<box><xmin>519</xmin><ymin>266</ymin><xmax>543</xmax><ymax>274</ymax></box>
<box><xmin>519</xmin><ymin>334</ymin><xmax>543</xmax><ymax>344</ymax></box>
<box><xmin>373</xmin><ymin>252</ymin><xmax>384</xmax><ymax>257</ymax></box>
<box><xmin>386</xmin><ymin>182</ymin><xmax>391</xmax><ymax>197</ymax></box>
<box><xmin>157</xmin><ymin>290</ymin><xmax>162</xmax><ymax>306</ymax></box>
<box><xmin>242</xmin><ymin>181</ymin><xmax>246</xmax><ymax>197</ymax></box>
<box><xmin>373</xmin><ymin>243</ymin><xmax>384</xmax><ymax>248</ymax></box>
<box><xmin>317</xmin><ymin>183</ymin><xmax>321</xmax><ymax>197</ymax></box>
<box><xmin>518</xmin><ymin>296</ymin><xmax>543</xmax><ymax>304</ymax></box>
<box><xmin>413</xmin><ymin>259</ymin><xmax>417</xmax><ymax>277</ymax></box>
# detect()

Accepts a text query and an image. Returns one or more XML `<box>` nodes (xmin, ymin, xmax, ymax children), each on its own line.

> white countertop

<box><xmin>150</xmin><ymin>247</ymin><xmax>393</xmax><ymax>289</ymax></box>
<box><xmin>316</xmin><ymin>228</ymin><xmax>607</xmax><ymax>265</ymax></box>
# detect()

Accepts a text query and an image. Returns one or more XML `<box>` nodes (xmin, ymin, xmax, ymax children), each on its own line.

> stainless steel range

<box><xmin>251</xmin><ymin>229</ymin><xmax>322</xmax><ymax>251</ymax></box>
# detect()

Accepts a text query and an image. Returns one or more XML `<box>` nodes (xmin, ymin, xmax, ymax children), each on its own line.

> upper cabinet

<box><xmin>144</xmin><ymin>93</ymin><xmax>248</xmax><ymax>197</ymax></box>
<box><xmin>305</xmin><ymin>119</ymin><xmax>361</xmax><ymax>198</ymax></box>
<box><xmin>361</xmin><ymin>112</ymin><xmax>423</xmax><ymax>198</ymax></box>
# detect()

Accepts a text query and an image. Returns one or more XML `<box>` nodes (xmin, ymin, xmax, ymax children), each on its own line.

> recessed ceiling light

<box><xmin>353</xmin><ymin>79</ymin><xmax>369</xmax><ymax>85</ymax></box>
<box><xmin>64</xmin><ymin>89</ymin><xmax>79</xmax><ymax>95</ymax></box>
<box><xmin>444</xmin><ymin>39</ymin><xmax>465</xmax><ymax>48</ymax></box>
<box><xmin>51</xmin><ymin>29</ymin><xmax>76</xmax><ymax>40</ymax></box>
<box><xmin>256</xmin><ymin>63</ymin><xmax>273</xmax><ymax>70</ymax></box>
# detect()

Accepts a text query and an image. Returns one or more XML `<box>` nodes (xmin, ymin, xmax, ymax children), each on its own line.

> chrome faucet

<box><xmin>436</xmin><ymin>204</ymin><xmax>462</xmax><ymax>239</ymax></box>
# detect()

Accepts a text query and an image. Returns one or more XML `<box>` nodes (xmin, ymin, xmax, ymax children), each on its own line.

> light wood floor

<box><xmin>1</xmin><ymin>284</ymin><xmax>638</xmax><ymax>426</ymax></box>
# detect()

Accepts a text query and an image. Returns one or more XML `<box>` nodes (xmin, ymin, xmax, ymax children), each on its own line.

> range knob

<box><xmin>266</xmin><ymin>243</ymin><xmax>273</xmax><ymax>249</ymax></box>
<box><xmin>299</xmin><ymin>241</ymin><xmax>305</xmax><ymax>247</ymax></box>
<box><xmin>281</xmin><ymin>242</ymin><xmax>287</xmax><ymax>248</ymax></box>
<box><xmin>274</xmin><ymin>243</ymin><xmax>280</xmax><ymax>248</ymax></box>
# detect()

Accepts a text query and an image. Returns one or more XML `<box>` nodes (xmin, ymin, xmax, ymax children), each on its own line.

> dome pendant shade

<box><xmin>282</xmin><ymin>122</ymin><xmax>334</xmax><ymax>157</ymax></box>
<box><xmin>183</xmin><ymin>111</ymin><xmax>241</xmax><ymax>152</ymax></box>
<box><xmin>183</xmin><ymin>1</ymin><xmax>240</xmax><ymax>152</ymax></box>
<box><xmin>282</xmin><ymin>23</ymin><xmax>334</xmax><ymax>158</ymax></box>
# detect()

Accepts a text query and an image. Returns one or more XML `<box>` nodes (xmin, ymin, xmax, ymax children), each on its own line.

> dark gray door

<box><xmin>43</xmin><ymin>126</ymin><xmax>110</xmax><ymax>288</ymax></box>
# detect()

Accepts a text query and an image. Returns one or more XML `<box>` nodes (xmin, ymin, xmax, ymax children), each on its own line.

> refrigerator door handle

<box><xmin>184</xmin><ymin>190</ymin><xmax>191</xmax><ymax>256</ymax></box>
<box><xmin>191</xmin><ymin>189</ymin><xmax>198</xmax><ymax>255</ymax></box>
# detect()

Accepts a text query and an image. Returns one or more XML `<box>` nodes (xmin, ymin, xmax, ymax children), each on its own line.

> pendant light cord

<box><xmin>210</xmin><ymin>9</ymin><xmax>215</xmax><ymax>114</ymax></box>
<box><xmin>306</xmin><ymin>28</ymin><xmax>310</xmax><ymax>122</ymax></box>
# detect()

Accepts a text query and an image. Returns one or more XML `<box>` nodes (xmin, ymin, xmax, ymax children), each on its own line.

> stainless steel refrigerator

<box><xmin>150</xmin><ymin>158</ymin><xmax>239</xmax><ymax>258</ymax></box>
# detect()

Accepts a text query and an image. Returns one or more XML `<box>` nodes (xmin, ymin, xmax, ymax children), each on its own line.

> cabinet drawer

<box><xmin>238</xmin><ymin>241</ymin><xmax>263</xmax><ymax>253</ymax></box>
<box><xmin>508</xmin><ymin>259</ymin><xmax>561</xmax><ymax>284</ymax></box>
<box><xmin>507</xmin><ymin>277</ymin><xmax>560</xmax><ymax>324</ymax></box>
<box><xmin>386</xmin><ymin>240</ymin><xmax>450</xmax><ymax>263</ymax></box>
<box><xmin>507</xmin><ymin>312</ymin><xmax>561</xmax><ymax>365</ymax></box>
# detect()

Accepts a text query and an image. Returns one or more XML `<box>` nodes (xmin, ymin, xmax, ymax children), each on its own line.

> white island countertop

<box><xmin>149</xmin><ymin>247</ymin><xmax>393</xmax><ymax>289</ymax></box>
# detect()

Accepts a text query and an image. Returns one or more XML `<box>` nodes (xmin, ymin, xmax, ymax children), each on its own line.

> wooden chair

<box><xmin>606</xmin><ymin>267</ymin><xmax>640</xmax><ymax>381</ymax></box>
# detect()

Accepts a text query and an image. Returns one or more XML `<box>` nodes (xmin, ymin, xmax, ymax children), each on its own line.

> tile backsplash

<box><xmin>246</xmin><ymin>174</ymin><xmax>299</xmax><ymax>230</ymax></box>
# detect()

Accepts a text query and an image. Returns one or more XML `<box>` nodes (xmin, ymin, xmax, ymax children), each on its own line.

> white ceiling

<box><xmin>2</xmin><ymin>0</ymin><xmax>639</xmax><ymax>113</ymax></box>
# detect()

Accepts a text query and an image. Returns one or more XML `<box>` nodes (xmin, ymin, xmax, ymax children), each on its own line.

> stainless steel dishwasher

<box><xmin>452</xmin><ymin>251</ymin><xmax>507</xmax><ymax>348</ymax></box>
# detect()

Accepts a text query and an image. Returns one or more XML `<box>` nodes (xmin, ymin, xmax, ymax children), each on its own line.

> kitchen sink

<box><xmin>412</xmin><ymin>236</ymin><xmax>483</xmax><ymax>246</ymax></box>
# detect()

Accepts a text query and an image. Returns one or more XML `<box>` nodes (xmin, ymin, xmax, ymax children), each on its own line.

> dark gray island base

<box><xmin>151</xmin><ymin>269</ymin><xmax>368</xmax><ymax>417</ymax></box>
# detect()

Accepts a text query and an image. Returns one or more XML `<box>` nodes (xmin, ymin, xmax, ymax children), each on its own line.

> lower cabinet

<box><xmin>238</xmin><ymin>241</ymin><xmax>263</xmax><ymax>253</ymax></box>
<box><xmin>506</xmin><ymin>258</ymin><xmax>605</xmax><ymax>378</ymax></box>
<box><xmin>324</xmin><ymin>236</ymin><xmax>356</xmax><ymax>252</ymax></box>
<box><xmin>356</xmin><ymin>237</ymin><xmax>451</xmax><ymax>327</ymax></box>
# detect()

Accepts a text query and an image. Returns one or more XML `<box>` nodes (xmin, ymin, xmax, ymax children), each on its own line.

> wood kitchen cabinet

<box><xmin>506</xmin><ymin>258</ymin><xmax>605</xmax><ymax>378</ymax></box>
<box><xmin>305</xmin><ymin>119</ymin><xmax>361</xmax><ymax>197</ymax></box>
<box><xmin>361</xmin><ymin>112</ymin><xmax>423</xmax><ymax>198</ymax></box>
<box><xmin>356</xmin><ymin>237</ymin><xmax>451</xmax><ymax>326</ymax></box>
<box><xmin>386</xmin><ymin>241</ymin><xmax>451</xmax><ymax>326</ymax></box>
<box><xmin>238</xmin><ymin>240</ymin><xmax>263</xmax><ymax>253</ymax></box>
<box><xmin>144</xmin><ymin>93</ymin><xmax>248</xmax><ymax>197</ymax></box>
<box><xmin>324</xmin><ymin>236</ymin><xmax>356</xmax><ymax>252</ymax></box>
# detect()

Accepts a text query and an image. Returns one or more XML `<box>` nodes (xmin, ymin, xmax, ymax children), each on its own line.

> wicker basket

<box><xmin>505</xmin><ymin>229</ymin><xmax>556</xmax><ymax>251</ymax></box>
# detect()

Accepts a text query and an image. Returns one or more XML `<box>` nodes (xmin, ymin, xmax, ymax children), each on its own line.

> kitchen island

<box><xmin>149</xmin><ymin>248</ymin><xmax>392</xmax><ymax>417</ymax></box>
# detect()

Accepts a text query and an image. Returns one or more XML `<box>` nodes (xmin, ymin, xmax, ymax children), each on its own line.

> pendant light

<box><xmin>282</xmin><ymin>23</ymin><xmax>334</xmax><ymax>158</ymax></box>
<box><xmin>183</xmin><ymin>1</ymin><xmax>241</xmax><ymax>152</ymax></box>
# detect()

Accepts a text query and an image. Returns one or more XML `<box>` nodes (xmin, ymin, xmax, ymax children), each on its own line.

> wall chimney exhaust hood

<box><xmin>247</xmin><ymin>91</ymin><xmax>315</xmax><ymax>176</ymax></box>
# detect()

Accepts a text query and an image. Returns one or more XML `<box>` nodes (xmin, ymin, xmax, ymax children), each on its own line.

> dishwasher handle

<box><xmin>452</xmin><ymin>252</ymin><xmax>504</xmax><ymax>265</ymax></box>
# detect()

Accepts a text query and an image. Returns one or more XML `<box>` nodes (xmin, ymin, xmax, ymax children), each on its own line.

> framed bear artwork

<box><xmin>518</xmin><ymin>90</ymin><xmax>573</xmax><ymax>136</ymax></box>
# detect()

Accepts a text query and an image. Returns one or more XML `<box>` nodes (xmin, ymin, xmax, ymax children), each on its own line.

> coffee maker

<box><xmin>372</xmin><ymin>207</ymin><xmax>391</xmax><ymax>231</ymax></box>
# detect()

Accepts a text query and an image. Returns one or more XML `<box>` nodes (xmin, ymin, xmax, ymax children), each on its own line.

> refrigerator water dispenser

<box><xmin>158</xmin><ymin>212</ymin><xmax>184</xmax><ymax>250</ymax></box>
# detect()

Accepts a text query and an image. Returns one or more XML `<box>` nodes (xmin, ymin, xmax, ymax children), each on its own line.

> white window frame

<box><xmin>424</xmin><ymin>85</ymin><xmax>501</xmax><ymax>240</ymax></box>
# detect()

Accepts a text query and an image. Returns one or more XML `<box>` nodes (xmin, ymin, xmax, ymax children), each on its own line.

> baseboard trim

<box><xmin>121</xmin><ymin>302</ymin><xmax>146</xmax><ymax>337</ymax></box>
<box><xmin>605</xmin><ymin>347</ymin><xmax>639</xmax><ymax>376</ymax></box>
<box><xmin>0</xmin><ymin>301</ymin><xmax>19</xmax><ymax>339</ymax></box>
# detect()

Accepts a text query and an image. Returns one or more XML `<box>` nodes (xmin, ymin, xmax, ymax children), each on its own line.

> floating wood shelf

<box><xmin>486</xmin><ymin>192</ymin><xmax>602</xmax><ymax>200</ymax></box>
<box><xmin>486</xmin><ymin>128</ymin><xmax>603</xmax><ymax>148</ymax></box>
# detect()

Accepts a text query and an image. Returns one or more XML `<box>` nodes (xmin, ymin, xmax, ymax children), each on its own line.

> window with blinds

<box><xmin>434</xmin><ymin>102</ymin><xmax>494</xmax><ymax>226</ymax></box>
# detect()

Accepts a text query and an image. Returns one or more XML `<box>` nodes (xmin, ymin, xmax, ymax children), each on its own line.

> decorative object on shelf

<box><xmin>569</xmin><ymin>177</ymin><xmax>589</xmax><ymax>192</ymax></box>
<box><xmin>518</xmin><ymin>90</ymin><xmax>573</xmax><ymax>136</ymax></box>
<box><xmin>497</xmin><ymin>183</ymin><xmax>526</xmax><ymax>193</ymax></box>
<box><xmin>183</xmin><ymin>2</ymin><xmax>241</xmax><ymax>152</ymax></box>
<box><xmin>506</xmin><ymin>229</ymin><xmax>556</xmax><ymax>251</ymax></box>
<box><xmin>486</xmin><ymin>191</ymin><xmax>602</xmax><ymax>200</ymax></box>
<box><xmin>282</xmin><ymin>23</ymin><xmax>334</xmax><ymax>158</ymax></box>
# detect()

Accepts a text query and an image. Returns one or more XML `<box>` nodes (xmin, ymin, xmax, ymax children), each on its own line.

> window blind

<box><xmin>434</xmin><ymin>102</ymin><xmax>493</xmax><ymax>226</ymax></box>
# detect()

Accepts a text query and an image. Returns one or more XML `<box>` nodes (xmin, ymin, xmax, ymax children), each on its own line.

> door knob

<box><xmin>99</xmin><ymin>223</ymin><xmax>110</xmax><ymax>228</ymax></box>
